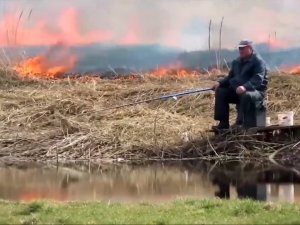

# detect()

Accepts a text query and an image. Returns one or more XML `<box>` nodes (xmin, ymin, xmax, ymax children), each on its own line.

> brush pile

<box><xmin>0</xmin><ymin>70</ymin><xmax>299</xmax><ymax>162</ymax></box>
<box><xmin>183</xmin><ymin>130</ymin><xmax>300</xmax><ymax>163</ymax></box>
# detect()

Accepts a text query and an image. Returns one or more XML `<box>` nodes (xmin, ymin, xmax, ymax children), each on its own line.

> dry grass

<box><xmin>0</xmin><ymin>71</ymin><xmax>299</xmax><ymax>162</ymax></box>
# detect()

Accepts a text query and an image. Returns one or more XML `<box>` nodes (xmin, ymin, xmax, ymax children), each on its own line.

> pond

<box><xmin>0</xmin><ymin>161</ymin><xmax>300</xmax><ymax>203</ymax></box>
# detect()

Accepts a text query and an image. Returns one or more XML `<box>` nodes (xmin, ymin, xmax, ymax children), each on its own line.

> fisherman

<box><xmin>212</xmin><ymin>39</ymin><xmax>268</xmax><ymax>130</ymax></box>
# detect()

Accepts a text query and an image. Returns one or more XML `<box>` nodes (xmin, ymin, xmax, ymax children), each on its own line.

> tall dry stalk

<box><xmin>14</xmin><ymin>10</ymin><xmax>24</xmax><ymax>46</ymax></box>
<box><xmin>0</xmin><ymin>8</ymin><xmax>32</xmax><ymax>70</ymax></box>
<box><xmin>218</xmin><ymin>16</ymin><xmax>224</xmax><ymax>70</ymax></box>
<box><xmin>223</xmin><ymin>58</ymin><xmax>229</xmax><ymax>71</ymax></box>
<box><xmin>28</xmin><ymin>9</ymin><xmax>32</xmax><ymax>20</ymax></box>
<box><xmin>215</xmin><ymin>50</ymin><xmax>219</xmax><ymax>70</ymax></box>
<box><xmin>208</xmin><ymin>19</ymin><xmax>212</xmax><ymax>51</ymax></box>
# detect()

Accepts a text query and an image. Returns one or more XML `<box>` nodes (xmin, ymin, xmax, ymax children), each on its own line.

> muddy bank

<box><xmin>0</xmin><ymin>72</ymin><xmax>299</xmax><ymax>162</ymax></box>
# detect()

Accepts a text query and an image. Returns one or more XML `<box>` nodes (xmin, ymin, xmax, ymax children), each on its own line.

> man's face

<box><xmin>239</xmin><ymin>46</ymin><xmax>253</xmax><ymax>59</ymax></box>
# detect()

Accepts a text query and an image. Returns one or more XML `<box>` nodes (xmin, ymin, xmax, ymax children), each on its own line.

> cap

<box><xmin>238</xmin><ymin>39</ymin><xmax>253</xmax><ymax>48</ymax></box>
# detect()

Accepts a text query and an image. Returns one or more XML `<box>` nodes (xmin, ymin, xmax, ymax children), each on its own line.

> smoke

<box><xmin>0</xmin><ymin>0</ymin><xmax>299</xmax><ymax>50</ymax></box>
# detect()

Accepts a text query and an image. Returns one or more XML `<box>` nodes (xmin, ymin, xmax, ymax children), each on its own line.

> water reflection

<box><xmin>211</xmin><ymin>163</ymin><xmax>300</xmax><ymax>203</ymax></box>
<box><xmin>0</xmin><ymin>161</ymin><xmax>300</xmax><ymax>203</ymax></box>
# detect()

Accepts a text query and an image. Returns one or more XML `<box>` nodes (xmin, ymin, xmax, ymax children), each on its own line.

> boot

<box><xmin>212</xmin><ymin>121</ymin><xmax>230</xmax><ymax>131</ymax></box>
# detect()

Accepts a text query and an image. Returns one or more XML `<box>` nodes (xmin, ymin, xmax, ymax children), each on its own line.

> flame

<box><xmin>268</xmin><ymin>38</ymin><xmax>288</xmax><ymax>49</ymax></box>
<box><xmin>0</xmin><ymin>7</ymin><xmax>166</xmax><ymax>48</ymax></box>
<box><xmin>150</xmin><ymin>68</ymin><xmax>198</xmax><ymax>78</ymax></box>
<box><xmin>280</xmin><ymin>64</ymin><xmax>300</xmax><ymax>75</ymax></box>
<box><xmin>148</xmin><ymin>62</ymin><xmax>222</xmax><ymax>78</ymax></box>
<box><xmin>149</xmin><ymin>63</ymin><xmax>199</xmax><ymax>78</ymax></box>
<box><xmin>290</xmin><ymin>66</ymin><xmax>300</xmax><ymax>75</ymax></box>
<box><xmin>0</xmin><ymin>8</ymin><xmax>114</xmax><ymax>47</ymax></box>
<box><xmin>254</xmin><ymin>34</ymin><xmax>289</xmax><ymax>50</ymax></box>
<box><xmin>285</xmin><ymin>65</ymin><xmax>300</xmax><ymax>75</ymax></box>
<box><xmin>14</xmin><ymin>43</ymin><xmax>77</xmax><ymax>79</ymax></box>
<box><xmin>120</xmin><ymin>19</ymin><xmax>141</xmax><ymax>45</ymax></box>
<box><xmin>121</xmin><ymin>30</ymin><xmax>140</xmax><ymax>45</ymax></box>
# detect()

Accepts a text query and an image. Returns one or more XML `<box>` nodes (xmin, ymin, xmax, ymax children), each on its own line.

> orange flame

<box><xmin>0</xmin><ymin>8</ymin><xmax>114</xmax><ymax>47</ymax></box>
<box><xmin>150</xmin><ymin>68</ymin><xmax>198</xmax><ymax>79</ymax></box>
<box><xmin>254</xmin><ymin>34</ymin><xmax>289</xmax><ymax>50</ymax></box>
<box><xmin>281</xmin><ymin>64</ymin><xmax>300</xmax><ymax>75</ymax></box>
<box><xmin>288</xmin><ymin>66</ymin><xmax>300</xmax><ymax>75</ymax></box>
<box><xmin>14</xmin><ymin>43</ymin><xmax>77</xmax><ymax>79</ymax></box>
<box><xmin>149</xmin><ymin>62</ymin><xmax>198</xmax><ymax>78</ymax></box>
<box><xmin>148</xmin><ymin>63</ymin><xmax>222</xmax><ymax>79</ymax></box>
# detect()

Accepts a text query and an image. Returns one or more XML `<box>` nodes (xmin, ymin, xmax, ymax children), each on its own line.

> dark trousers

<box><xmin>214</xmin><ymin>87</ymin><xmax>264</xmax><ymax>124</ymax></box>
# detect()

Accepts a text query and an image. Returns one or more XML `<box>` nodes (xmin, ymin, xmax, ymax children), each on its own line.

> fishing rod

<box><xmin>101</xmin><ymin>87</ymin><xmax>213</xmax><ymax>111</ymax></box>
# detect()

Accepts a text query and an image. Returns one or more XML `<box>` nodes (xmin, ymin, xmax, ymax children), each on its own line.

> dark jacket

<box><xmin>219</xmin><ymin>53</ymin><xmax>268</xmax><ymax>92</ymax></box>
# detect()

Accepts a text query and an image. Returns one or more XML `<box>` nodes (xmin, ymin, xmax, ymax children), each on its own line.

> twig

<box><xmin>206</xmin><ymin>135</ymin><xmax>219</xmax><ymax>157</ymax></box>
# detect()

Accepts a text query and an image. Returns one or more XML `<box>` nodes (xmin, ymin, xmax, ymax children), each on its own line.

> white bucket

<box><xmin>277</xmin><ymin>111</ymin><xmax>294</xmax><ymax>126</ymax></box>
<box><xmin>266</xmin><ymin>117</ymin><xmax>271</xmax><ymax>126</ymax></box>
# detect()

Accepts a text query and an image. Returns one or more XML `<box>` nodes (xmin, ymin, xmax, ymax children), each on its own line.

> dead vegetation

<box><xmin>182</xmin><ymin>130</ymin><xmax>300</xmax><ymax>164</ymax></box>
<box><xmin>0</xmin><ymin>71</ymin><xmax>299</xmax><ymax>162</ymax></box>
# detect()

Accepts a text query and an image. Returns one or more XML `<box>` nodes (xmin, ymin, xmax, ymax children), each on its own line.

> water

<box><xmin>1</xmin><ymin>161</ymin><xmax>300</xmax><ymax>203</ymax></box>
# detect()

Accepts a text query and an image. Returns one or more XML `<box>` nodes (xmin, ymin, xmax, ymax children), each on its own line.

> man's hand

<box><xmin>236</xmin><ymin>86</ymin><xmax>246</xmax><ymax>95</ymax></box>
<box><xmin>212</xmin><ymin>82</ymin><xmax>220</xmax><ymax>91</ymax></box>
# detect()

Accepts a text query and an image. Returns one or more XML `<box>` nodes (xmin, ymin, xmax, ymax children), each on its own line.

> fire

<box><xmin>268</xmin><ymin>39</ymin><xmax>288</xmax><ymax>49</ymax></box>
<box><xmin>148</xmin><ymin>63</ymin><xmax>222</xmax><ymax>79</ymax></box>
<box><xmin>285</xmin><ymin>65</ymin><xmax>300</xmax><ymax>75</ymax></box>
<box><xmin>280</xmin><ymin>64</ymin><xmax>300</xmax><ymax>75</ymax></box>
<box><xmin>150</xmin><ymin>68</ymin><xmax>199</xmax><ymax>78</ymax></box>
<box><xmin>0</xmin><ymin>8</ymin><xmax>114</xmax><ymax>47</ymax></box>
<box><xmin>120</xmin><ymin>19</ymin><xmax>141</xmax><ymax>45</ymax></box>
<box><xmin>149</xmin><ymin>63</ymin><xmax>201</xmax><ymax>78</ymax></box>
<box><xmin>14</xmin><ymin>43</ymin><xmax>77</xmax><ymax>79</ymax></box>
<box><xmin>254</xmin><ymin>34</ymin><xmax>289</xmax><ymax>50</ymax></box>
<box><xmin>290</xmin><ymin>66</ymin><xmax>300</xmax><ymax>75</ymax></box>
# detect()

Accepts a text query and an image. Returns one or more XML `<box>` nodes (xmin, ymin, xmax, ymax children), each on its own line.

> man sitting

<box><xmin>212</xmin><ymin>39</ymin><xmax>268</xmax><ymax>130</ymax></box>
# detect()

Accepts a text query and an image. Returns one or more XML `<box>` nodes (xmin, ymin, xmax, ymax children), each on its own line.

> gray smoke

<box><xmin>1</xmin><ymin>0</ymin><xmax>300</xmax><ymax>50</ymax></box>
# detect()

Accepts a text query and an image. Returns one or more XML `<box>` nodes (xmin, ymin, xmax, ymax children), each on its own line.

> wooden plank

<box><xmin>209</xmin><ymin>124</ymin><xmax>300</xmax><ymax>135</ymax></box>
<box><xmin>247</xmin><ymin>124</ymin><xmax>300</xmax><ymax>135</ymax></box>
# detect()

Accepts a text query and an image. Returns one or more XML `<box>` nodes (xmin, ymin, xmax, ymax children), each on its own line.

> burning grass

<box><xmin>0</xmin><ymin>71</ymin><xmax>300</xmax><ymax>162</ymax></box>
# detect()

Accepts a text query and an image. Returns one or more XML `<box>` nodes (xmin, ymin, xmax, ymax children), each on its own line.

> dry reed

<box><xmin>0</xmin><ymin>71</ymin><xmax>299</xmax><ymax>162</ymax></box>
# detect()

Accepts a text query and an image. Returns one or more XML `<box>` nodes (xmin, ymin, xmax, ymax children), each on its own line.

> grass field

<box><xmin>0</xmin><ymin>70</ymin><xmax>300</xmax><ymax>162</ymax></box>
<box><xmin>0</xmin><ymin>199</ymin><xmax>300</xmax><ymax>224</ymax></box>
